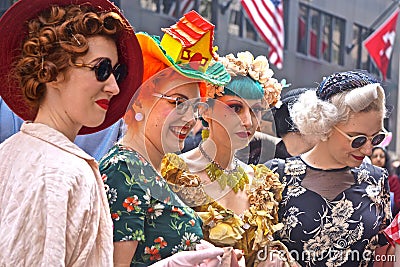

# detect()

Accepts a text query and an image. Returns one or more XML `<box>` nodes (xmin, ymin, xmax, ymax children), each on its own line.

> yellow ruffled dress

<box><xmin>161</xmin><ymin>153</ymin><xmax>291</xmax><ymax>266</ymax></box>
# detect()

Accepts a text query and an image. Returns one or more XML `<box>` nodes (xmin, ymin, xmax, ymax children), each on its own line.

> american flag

<box><xmin>241</xmin><ymin>0</ymin><xmax>284</xmax><ymax>69</ymax></box>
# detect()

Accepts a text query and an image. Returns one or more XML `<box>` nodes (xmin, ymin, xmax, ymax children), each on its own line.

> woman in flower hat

<box><xmin>98</xmin><ymin>11</ymin><xmax>240</xmax><ymax>266</ymax></box>
<box><xmin>0</xmin><ymin>0</ymin><xmax>143</xmax><ymax>265</ymax></box>
<box><xmin>160</xmin><ymin>51</ymin><xmax>290</xmax><ymax>266</ymax></box>
<box><xmin>266</xmin><ymin>70</ymin><xmax>391</xmax><ymax>266</ymax></box>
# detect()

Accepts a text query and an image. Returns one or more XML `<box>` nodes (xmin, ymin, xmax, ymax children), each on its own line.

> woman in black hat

<box><xmin>266</xmin><ymin>70</ymin><xmax>391</xmax><ymax>266</ymax></box>
<box><xmin>272</xmin><ymin>87</ymin><xmax>317</xmax><ymax>159</ymax></box>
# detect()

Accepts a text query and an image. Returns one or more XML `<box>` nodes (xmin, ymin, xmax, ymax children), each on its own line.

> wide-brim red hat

<box><xmin>0</xmin><ymin>0</ymin><xmax>143</xmax><ymax>134</ymax></box>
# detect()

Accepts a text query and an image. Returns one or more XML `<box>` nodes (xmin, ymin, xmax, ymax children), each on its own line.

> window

<box><xmin>228</xmin><ymin>7</ymin><xmax>241</xmax><ymax>36</ymax></box>
<box><xmin>140</xmin><ymin>0</ymin><xmax>159</xmax><ymax>13</ymax></box>
<box><xmin>228</xmin><ymin>0</ymin><xmax>278</xmax><ymax>43</ymax></box>
<box><xmin>297</xmin><ymin>3</ymin><xmax>345</xmax><ymax>65</ymax></box>
<box><xmin>322</xmin><ymin>15</ymin><xmax>332</xmax><ymax>62</ymax></box>
<box><xmin>228</xmin><ymin>1</ymin><xmax>244</xmax><ymax>37</ymax></box>
<box><xmin>198</xmin><ymin>0</ymin><xmax>212</xmax><ymax>21</ymax></box>
<box><xmin>297</xmin><ymin>5</ymin><xmax>308</xmax><ymax>55</ymax></box>
<box><xmin>332</xmin><ymin>17</ymin><xmax>345</xmax><ymax>65</ymax></box>
<box><xmin>245</xmin><ymin>17</ymin><xmax>259</xmax><ymax>41</ymax></box>
<box><xmin>349</xmin><ymin>23</ymin><xmax>383</xmax><ymax>78</ymax></box>
<box><xmin>140</xmin><ymin>0</ymin><xmax>200</xmax><ymax>17</ymax></box>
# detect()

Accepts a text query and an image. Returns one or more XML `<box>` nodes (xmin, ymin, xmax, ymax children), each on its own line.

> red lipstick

<box><xmin>236</xmin><ymin>131</ymin><xmax>251</xmax><ymax>138</ymax></box>
<box><xmin>352</xmin><ymin>155</ymin><xmax>365</xmax><ymax>161</ymax></box>
<box><xmin>96</xmin><ymin>99</ymin><xmax>109</xmax><ymax>110</ymax></box>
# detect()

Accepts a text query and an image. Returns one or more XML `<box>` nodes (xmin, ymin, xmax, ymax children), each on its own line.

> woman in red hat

<box><xmin>0</xmin><ymin>0</ymin><xmax>143</xmax><ymax>266</ymax></box>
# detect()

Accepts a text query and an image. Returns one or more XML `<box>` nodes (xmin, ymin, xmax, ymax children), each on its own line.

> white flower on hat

<box><xmin>219</xmin><ymin>51</ymin><xmax>283</xmax><ymax>107</ymax></box>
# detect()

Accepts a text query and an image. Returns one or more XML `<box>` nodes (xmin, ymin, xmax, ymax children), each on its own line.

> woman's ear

<box><xmin>123</xmin><ymin>109</ymin><xmax>134</xmax><ymax>125</ymax></box>
<box><xmin>321</xmin><ymin>128</ymin><xmax>333</xmax><ymax>142</ymax></box>
<box><xmin>46</xmin><ymin>72</ymin><xmax>65</xmax><ymax>91</ymax></box>
<box><xmin>134</xmin><ymin>98</ymin><xmax>142</xmax><ymax>109</ymax></box>
<box><xmin>201</xmin><ymin>107</ymin><xmax>212</xmax><ymax>125</ymax></box>
<box><xmin>124</xmin><ymin>101</ymin><xmax>145</xmax><ymax>125</ymax></box>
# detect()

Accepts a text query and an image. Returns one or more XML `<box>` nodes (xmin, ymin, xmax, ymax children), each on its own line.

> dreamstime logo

<box><xmin>256</xmin><ymin>245</ymin><xmax>396</xmax><ymax>264</ymax></box>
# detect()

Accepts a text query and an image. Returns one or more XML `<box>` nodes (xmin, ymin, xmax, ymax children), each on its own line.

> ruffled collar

<box><xmin>160</xmin><ymin>152</ymin><xmax>284</xmax><ymax>250</ymax></box>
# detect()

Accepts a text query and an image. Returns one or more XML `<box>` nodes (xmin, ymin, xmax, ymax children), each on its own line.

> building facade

<box><xmin>123</xmin><ymin>0</ymin><xmax>400</xmax><ymax>154</ymax></box>
<box><xmin>1</xmin><ymin>0</ymin><xmax>399</xmax><ymax>152</ymax></box>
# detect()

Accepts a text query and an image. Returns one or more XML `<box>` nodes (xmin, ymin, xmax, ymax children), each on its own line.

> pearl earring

<box><xmin>135</xmin><ymin>112</ymin><xmax>144</xmax><ymax>121</ymax></box>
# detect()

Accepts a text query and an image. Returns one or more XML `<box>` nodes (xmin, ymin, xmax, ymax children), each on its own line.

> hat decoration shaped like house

<box><xmin>160</xmin><ymin>10</ymin><xmax>216</xmax><ymax>72</ymax></box>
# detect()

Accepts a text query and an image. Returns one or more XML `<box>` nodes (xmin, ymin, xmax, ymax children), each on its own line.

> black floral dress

<box><xmin>99</xmin><ymin>144</ymin><xmax>203</xmax><ymax>266</ymax></box>
<box><xmin>266</xmin><ymin>156</ymin><xmax>391</xmax><ymax>267</ymax></box>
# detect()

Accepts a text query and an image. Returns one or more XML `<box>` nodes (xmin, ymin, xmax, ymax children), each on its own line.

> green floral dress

<box><xmin>99</xmin><ymin>144</ymin><xmax>203</xmax><ymax>266</ymax></box>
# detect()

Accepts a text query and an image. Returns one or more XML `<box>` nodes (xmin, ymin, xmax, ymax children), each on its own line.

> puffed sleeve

<box><xmin>100</xmin><ymin>151</ymin><xmax>147</xmax><ymax>243</ymax></box>
<box><xmin>264</xmin><ymin>158</ymin><xmax>286</xmax><ymax>182</ymax></box>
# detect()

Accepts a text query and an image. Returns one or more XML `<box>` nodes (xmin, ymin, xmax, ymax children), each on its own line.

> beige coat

<box><xmin>0</xmin><ymin>122</ymin><xmax>113</xmax><ymax>266</ymax></box>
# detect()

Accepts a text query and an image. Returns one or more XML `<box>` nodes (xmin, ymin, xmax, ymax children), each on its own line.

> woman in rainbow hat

<box><xmin>99</xmin><ymin>11</ymin><xmax>242</xmax><ymax>266</ymax></box>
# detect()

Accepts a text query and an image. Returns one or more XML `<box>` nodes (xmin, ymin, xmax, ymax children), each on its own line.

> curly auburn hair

<box><xmin>13</xmin><ymin>4</ymin><xmax>128</xmax><ymax>109</ymax></box>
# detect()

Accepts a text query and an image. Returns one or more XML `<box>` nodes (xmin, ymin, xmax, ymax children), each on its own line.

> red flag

<box><xmin>364</xmin><ymin>8</ymin><xmax>399</xmax><ymax>80</ymax></box>
<box><xmin>241</xmin><ymin>0</ymin><xmax>284</xmax><ymax>69</ymax></box>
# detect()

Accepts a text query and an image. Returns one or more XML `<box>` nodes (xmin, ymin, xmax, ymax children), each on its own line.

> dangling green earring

<box><xmin>201</xmin><ymin>128</ymin><xmax>209</xmax><ymax>140</ymax></box>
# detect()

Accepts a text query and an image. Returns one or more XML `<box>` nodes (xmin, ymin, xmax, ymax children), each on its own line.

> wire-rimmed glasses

<box><xmin>152</xmin><ymin>93</ymin><xmax>208</xmax><ymax>118</ymax></box>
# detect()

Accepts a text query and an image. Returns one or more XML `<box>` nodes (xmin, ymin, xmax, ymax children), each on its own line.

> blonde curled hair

<box><xmin>13</xmin><ymin>4</ymin><xmax>128</xmax><ymax>109</ymax></box>
<box><xmin>290</xmin><ymin>71</ymin><xmax>386</xmax><ymax>141</ymax></box>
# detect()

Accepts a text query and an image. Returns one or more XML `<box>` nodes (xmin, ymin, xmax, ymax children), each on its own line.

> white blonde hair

<box><xmin>290</xmin><ymin>83</ymin><xmax>386</xmax><ymax>141</ymax></box>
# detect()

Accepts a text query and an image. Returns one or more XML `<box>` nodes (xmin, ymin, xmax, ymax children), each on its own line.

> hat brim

<box><xmin>136</xmin><ymin>32</ymin><xmax>230</xmax><ymax>86</ymax></box>
<box><xmin>0</xmin><ymin>0</ymin><xmax>143</xmax><ymax>135</ymax></box>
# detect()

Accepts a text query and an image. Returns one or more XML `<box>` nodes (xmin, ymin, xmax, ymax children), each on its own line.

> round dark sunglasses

<box><xmin>333</xmin><ymin>126</ymin><xmax>388</xmax><ymax>149</ymax></box>
<box><xmin>73</xmin><ymin>57</ymin><xmax>127</xmax><ymax>83</ymax></box>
